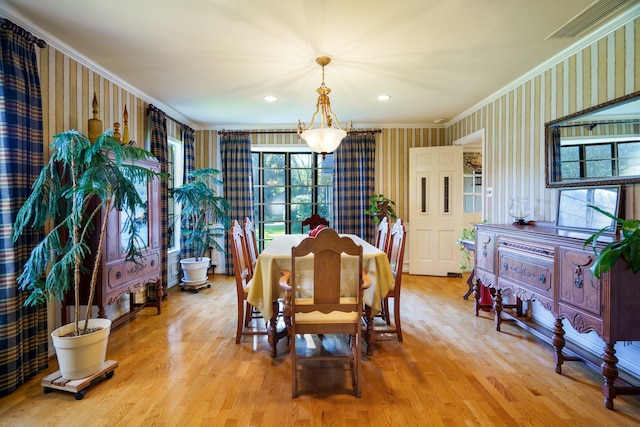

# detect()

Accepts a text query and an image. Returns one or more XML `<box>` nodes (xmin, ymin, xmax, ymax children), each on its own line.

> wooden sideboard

<box><xmin>474</xmin><ymin>223</ymin><xmax>640</xmax><ymax>410</ymax></box>
<box><xmin>63</xmin><ymin>157</ymin><xmax>162</xmax><ymax>328</ymax></box>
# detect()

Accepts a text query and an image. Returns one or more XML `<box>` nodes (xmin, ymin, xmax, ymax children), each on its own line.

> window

<box><xmin>252</xmin><ymin>150</ymin><xmax>333</xmax><ymax>251</ymax></box>
<box><xmin>560</xmin><ymin>137</ymin><xmax>640</xmax><ymax>181</ymax></box>
<box><xmin>167</xmin><ymin>137</ymin><xmax>184</xmax><ymax>251</ymax></box>
<box><xmin>463</xmin><ymin>152</ymin><xmax>482</xmax><ymax>213</ymax></box>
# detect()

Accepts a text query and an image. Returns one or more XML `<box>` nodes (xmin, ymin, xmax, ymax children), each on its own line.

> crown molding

<box><xmin>449</xmin><ymin>3</ymin><xmax>640</xmax><ymax>126</ymax></box>
<box><xmin>0</xmin><ymin>4</ymin><xmax>191</xmax><ymax>126</ymax></box>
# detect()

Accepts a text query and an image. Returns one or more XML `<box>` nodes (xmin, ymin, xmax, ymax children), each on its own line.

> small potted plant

<box><xmin>455</xmin><ymin>226</ymin><xmax>476</xmax><ymax>271</ymax></box>
<box><xmin>12</xmin><ymin>129</ymin><xmax>160</xmax><ymax>380</ymax></box>
<box><xmin>364</xmin><ymin>194</ymin><xmax>397</xmax><ymax>224</ymax></box>
<box><xmin>584</xmin><ymin>205</ymin><xmax>640</xmax><ymax>279</ymax></box>
<box><xmin>172</xmin><ymin>168</ymin><xmax>231</xmax><ymax>284</ymax></box>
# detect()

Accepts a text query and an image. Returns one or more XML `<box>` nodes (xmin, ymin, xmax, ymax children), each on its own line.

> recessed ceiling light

<box><xmin>434</xmin><ymin>118</ymin><xmax>448</xmax><ymax>124</ymax></box>
<box><xmin>264</xmin><ymin>95</ymin><xmax>278</xmax><ymax>102</ymax></box>
<box><xmin>377</xmin><ymin>94</ymin><xmax>391</xmax><ymax>101</ymax></box>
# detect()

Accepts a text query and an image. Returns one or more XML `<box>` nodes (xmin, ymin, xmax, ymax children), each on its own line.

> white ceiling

<box><xmin>1</xmin><ymin>0</ymin><xmax>638</xmax><ymax>129</ymax></box>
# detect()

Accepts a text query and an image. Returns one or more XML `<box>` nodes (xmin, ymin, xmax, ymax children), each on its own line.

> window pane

<box><xmin>264</xmin><ymin>187</ymin><xmax>284</xmax><ymax>222</ymax></box>
<box><xmin>561</xmin><ymin>161</ymin><xmax>581</xmax><ymax>179</ymax></box>
<box><xmin>585</xmin><ymin>144</ymin><xmax>612</xmax><ymax>160</ymax></box>
<box><xmin>586</xmin><ymin>160</ymin><xmax>612</xmax><ymax>178</ymax></box>
<box><xmin>619</xmin><ymin>142</ymin><xmax>640</xmax><ymax>176</ymax></box>
<box><xmin>464</xmin><ymin>195</ymin><xmax>474</xmax><ymax>213</ymax></box>
<box><xmin>561</xmin><ymin>146</ymin><xmax>579</xmax><ymax>161</ymax></box>
<box><xmin>464</xmin><ymin>177</ymin><xmax>474</xmax><ymax>193</ymax></box>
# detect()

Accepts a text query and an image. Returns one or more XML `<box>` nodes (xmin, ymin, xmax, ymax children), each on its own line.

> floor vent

<box><xmin>546</xmin><ymin>0</ymin><xmax>637</xmax><ymax>39</ymax></box>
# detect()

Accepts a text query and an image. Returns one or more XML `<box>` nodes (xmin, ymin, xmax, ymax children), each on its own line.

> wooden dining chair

<box><xmin>374</xmin><ymin>216</ymin><xmax>391</xmax><ymax>254</ymax></box>
<box><xmin>301</xmin><ymin>213</ymin><xmax>329</xmax><ymax>232</ymax></box>
<box><xmin>230</xmin><ymin>220</ymin><xmax>267</xmax><ymax>344</ymax></box>
<box><xmin>243</xmin><ymin>216</ymin><xmax>259</xmax><ymax>273</ymax></box>
<box><xmin>380</xmin><ymin>218</ymin><xmax>406</xmax><ymax>341</ymax></box>
<box><xmin>279</xmin><ymin>228</ymin><xmax>364</xmax><ymax>398</ymax></box>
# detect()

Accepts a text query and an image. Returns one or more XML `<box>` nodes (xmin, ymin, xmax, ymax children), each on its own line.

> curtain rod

<box><xmin>147</xmin><ymin>104</ymin><xmax>194</xmax><ymax>133</ymax></box>
<box><xmin>0</xmin><ymin>18</ymin><xmax>47</xmax><ymax>48</ymax></box>
<box><xmin>554</xmin><ymin>120</ymin><xmax>640</xmax><ymax>129</ymax></box>
<box><xmin>218</xmin><ymin>129</ymin><xmax>381</xmax><ymax>136</ymax></box>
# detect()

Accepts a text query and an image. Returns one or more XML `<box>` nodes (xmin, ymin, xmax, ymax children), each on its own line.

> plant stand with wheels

<box><xmin>41</xmin><ymin>360</ymin><xmax>118</xmax><ymax>400</ymax></box>
<box><xmin>180</xmin><ymin>278</ymin><xmax>211</xmax><ymax>293</ymax></box>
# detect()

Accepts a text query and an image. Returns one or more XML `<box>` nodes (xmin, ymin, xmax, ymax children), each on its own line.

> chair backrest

<box><xmin>375</xmin><ymin>216</ymin><xmax>391</xmax><ymax>254</ymax></box>
<box><xmin>388</xmin><ymin>218</ymin><xmax>406</xmax><ymax>282</ymax></box>
<box><xmin>243</xmin><ymin>217</ymin><xmax>259</xmax><ymax>271</ymax></box>
<box><xmin>291</xmin><ymin>228</ymin><xmax>363</xmax><ymax>315</ymax></box>
<box><xmin>230</xmin><ymin>220</ymin><xmax>252</xmax><ymax>291</ymax></box>
<box><xmin>301</xmin><ymin>213</ymin><xmax>330</xmax><ymax>231</ymax></box>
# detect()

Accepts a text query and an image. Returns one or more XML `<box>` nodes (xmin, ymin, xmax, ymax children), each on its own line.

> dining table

<box><xmin>247</xmin><ymin>233</ymin><xmax>395</xmax><ymax>356</ymax></box>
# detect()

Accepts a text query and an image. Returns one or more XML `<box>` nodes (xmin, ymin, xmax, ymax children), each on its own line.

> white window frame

<box><xmin>167</xmin><ymin>137</ymin><xmax>184</xmax><ymax>254</ymax></box>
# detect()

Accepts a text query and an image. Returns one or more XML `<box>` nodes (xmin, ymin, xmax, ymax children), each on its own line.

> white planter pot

<box><xmin>51</xmin><ymin>318</ymin><xmax>111</xmax><ymax>380</ymax></box>
<box><xmin>180</xmin><ymin>257</ymin><xmax>210</xmax><ymax>282</ymax></box>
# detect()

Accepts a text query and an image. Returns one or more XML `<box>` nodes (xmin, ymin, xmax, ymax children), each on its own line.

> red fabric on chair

<box><xmin>309</xmin><ymin>224</ymin><xmax>325</xmax><ymax>237</ymax></box>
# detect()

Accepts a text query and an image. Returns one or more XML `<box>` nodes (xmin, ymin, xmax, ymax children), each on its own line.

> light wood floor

<box><xmin>1</xmin><ymin>274</ymin><xmax>639</xmax><ymax>427</ymax></box>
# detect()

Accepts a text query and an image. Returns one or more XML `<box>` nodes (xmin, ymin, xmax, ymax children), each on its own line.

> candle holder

<box><xmin>509</xmin><ymin>198</ymin><xmax>529</xmax><ymax>225</ymax></box>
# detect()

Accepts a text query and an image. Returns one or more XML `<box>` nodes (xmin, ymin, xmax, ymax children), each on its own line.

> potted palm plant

<box><xmin>584</xmin><ymin>205</ymin><xmax>640</xmax><ymax>279</ymax></box>
<box><xmin>364</xmin><ymin>194</ymin><xmax>397</xmax><ymax>224</ymax></box>
<box><xmin>12</xmin><ymin>129</ymin><xmax>160</xmax><ymax>380</ymax></box>
<box><xmin>172</xmin><ymin>168</ymin><xmax>231</xmax><ymax>284</ymax></box>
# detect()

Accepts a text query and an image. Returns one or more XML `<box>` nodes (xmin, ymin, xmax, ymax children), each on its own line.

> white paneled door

<box><xmin>409</xmin><ymin>146</ymin><xmax>463</xmax><ymax>276</ymax></box>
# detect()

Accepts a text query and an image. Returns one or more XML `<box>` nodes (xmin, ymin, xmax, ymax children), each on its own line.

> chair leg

<box><xmin>244</xmin><ymin>301</ymin><xmax>252</xmax><ymax>327</ymax></box>
<box><xmin>291</xmin><ymin>332</ymin><xmax>298</xmax><ymax>398</ymax></box>
<box><xmin>236</xmin><ymin>297</ymin><xmax>244</xmax><ymax>344</ymax></box>
<box><xmin>394</xmin><ymin>295</ymin><xmax>403</xmax><ymax>342</ymax></box>
<box><xmin>383</xmin><ymin>297</ymin><xmax>391</xmax><ymax>326</ymax></box>
<box><xmin>354</xmin><ymin>330</ymin><xmax>361</xmax><ymax>398</ymax></box>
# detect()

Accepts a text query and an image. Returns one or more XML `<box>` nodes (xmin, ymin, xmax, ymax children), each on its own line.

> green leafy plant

<box><xmin>584</xmin><ymin>205</ymin><xmax>640</xmax><ymax>279</ymax></box>
<box><xmin>171</xmin><ymin>168</ymin><xmax>231</xmax><ymax>260</ymax></box>
<box><xmin>12</xmin><ymin>129</ymin><xmax>161</xmax><ymax>335</ymax></box>
<box><xmin>455</xmin><ymin>226</ymin><xmax>476</xmax><ymax>271</ymax></box>
<box><xmin>364</xmin><ymin>194</ymin><xmax>397</xmax><ymax>224</ymax></box>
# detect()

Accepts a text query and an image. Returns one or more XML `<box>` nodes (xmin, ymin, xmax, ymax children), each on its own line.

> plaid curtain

<box><xmin>180</xmin><ymin>125</ymin><xmax>196</xmax><ymax>259</ymax></box>
<box><xmin>332</xmin><ymin>133</ymin><xmax>376</xmax><ymax>242</ymax></box>
<box><xmin>220</xmin><ymin>133</ymin><xmax>253</xmax><ymax>275</ymax></box>
<box><xmin>550</xmin><ymin>127</ymin><xmax>562</xmax><ymax>181</ymax></box>
<box><xmin>0</xmin><ymin>21</ymin><xmax>48</xmax><ymax>396</ymax></box>
<box><xmin>147</xmin><ymin>105</ymin><xmax>169</xmax><ymax>296</ymax></box>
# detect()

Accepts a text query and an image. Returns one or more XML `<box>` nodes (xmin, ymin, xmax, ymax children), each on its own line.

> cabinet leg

<box><xmin>473</xmin><ymin>278</ymin><xmax>482</xmax><ymax>316</ymax></box>
<box><xmin>155</xmin><ymin>280</ymin><xmax>163</xmax><ymax>314</ymax></box>
<box><xmin>601</xmin><ymin>343</ymin><xmax>619</xmax><ymax>410</ymax></box>
<box><xmin>552</xmin><ymin>317</ymin><xmax>566</xmax><ymax>374</ymax></box>
<box><xmin>493</xmin><ymin>289</ymin><xmax>503</xmax><ymax>331</ymax></box>
<box><xmin>463</xmin><ymin>268</ymin><xmax>475</xmax><ymax>300</ymax></box>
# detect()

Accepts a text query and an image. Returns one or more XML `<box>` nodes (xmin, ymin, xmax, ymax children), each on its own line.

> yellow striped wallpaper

<box><xmin>448</xmin><ymin>16</ymin><xmax>640</xmax><ymax>224</ymax></box>
<box><xmin>33</xmin><ymin>15</ymin><xmax>639</xmax><ymax>228</ymax></box>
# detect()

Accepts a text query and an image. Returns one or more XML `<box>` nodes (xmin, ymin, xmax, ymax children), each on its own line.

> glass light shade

<box><xmin>300</xmin><ymin>127</ymin><xmax>347</xmax><ymax>155</ymax></box>
<box><xmin>509</xmin><ymin>198</ymin><xmax>530</xmax><ymax>225</ymax></box>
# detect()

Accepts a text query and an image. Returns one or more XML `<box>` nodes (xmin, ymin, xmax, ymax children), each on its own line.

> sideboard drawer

<box><xmin>497</xmin><ymin>250</ymin><xmax>553</xmax><ymax>299</ymax></box>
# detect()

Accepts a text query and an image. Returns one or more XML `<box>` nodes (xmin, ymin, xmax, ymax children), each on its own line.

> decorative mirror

<box><xmin>545</xmin><ymin>90</ymin><xmax>640</xmax><ymax>188</ymax></box>
<box><xmin>556</xmin><ymin>185</ymin><xmax>620</xmax><ymax>232</ymax></box>
<box><xmin>120</xmin><ymin>175</ymin><xmax>149</xmax><ymax>250</ymax></box>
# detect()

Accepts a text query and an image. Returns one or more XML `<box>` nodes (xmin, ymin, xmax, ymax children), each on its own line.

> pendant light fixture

<box><xmin>298</xmin><ymin>56</ymin><xmax>352</xmax><ymax>158</ymax></box>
